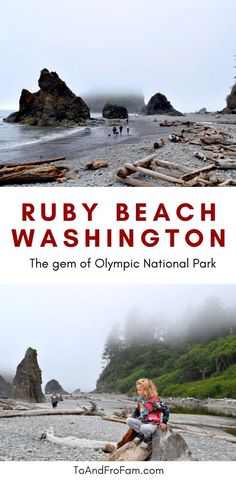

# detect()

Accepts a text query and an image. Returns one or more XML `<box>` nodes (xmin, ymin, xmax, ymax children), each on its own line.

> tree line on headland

<box><xmin>96</xmin><ymin>297</ymin><xmax>236</xmax><ymax>399</ymax></box>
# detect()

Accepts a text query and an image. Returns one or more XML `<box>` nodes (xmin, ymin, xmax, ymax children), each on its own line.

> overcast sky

<box><xmin>0</xmin><ymin>284</ymin><xmax>236</xmax><ymax>392</ymax></box>
<box><xmin>1</xmin><ymin>0</ymin><xmax>235</xmax><ymax>111</ymax></box>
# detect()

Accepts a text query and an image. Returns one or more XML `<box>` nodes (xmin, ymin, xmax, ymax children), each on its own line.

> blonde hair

<box><xmin>136</xmin><ymin>378</ymin><xmax>158</xmax><ymax>398</ymax></box>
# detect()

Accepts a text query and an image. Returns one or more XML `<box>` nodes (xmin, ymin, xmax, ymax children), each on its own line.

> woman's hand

<box><xmin>160</xmin><ymin>423</ymin><xmax>168</xmax><ymax>432</ymax></box>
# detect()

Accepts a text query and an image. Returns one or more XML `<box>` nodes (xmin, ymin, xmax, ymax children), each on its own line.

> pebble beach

<box><xmin>1</xmin><ymin>113</ymin><xmax>236</xmax><ymax>187</ymax></box>
<box><xmin>0</xmin><ymin>395</ymin><xmax>236</xmax><ymax>461</ymax></box>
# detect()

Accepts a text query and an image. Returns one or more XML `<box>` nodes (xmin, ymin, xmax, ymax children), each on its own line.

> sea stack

<box><xmin>13</xmin><ymin>347</ymin><xmax>45</xmax><ymax>402</ymax></box>
<box><xmin>45</xmin><ymin>379</ymin><xmax>69</xmax><ymax>395</ymax></box>
<box><xmin>145</xmin><ymin>92</ymin><xmax>183</xmax><ymax>116</ymax></box>
<box><xmin>102</xmin><ymin>103</ymin><xmax>128</xmax><ymax>119</ymax></box>
<box><xmin>4</xmin><ymin>68</ymin><xmax>90</xmax><ymax>126</ymax></box>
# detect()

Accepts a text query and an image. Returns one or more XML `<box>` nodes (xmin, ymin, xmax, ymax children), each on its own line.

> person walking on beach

<box><xmin>112</xmin><ymin>126</ymin><xmax>117</xmax><ymax>135</ymax></box>
<box><xmin>119</xmin><ymin>125</ymin><xmax>123</xmax><ymax>134</ymax></box>
<box><xmin>51</xmin><ymin>392</ymin><xmax>59</xmax><ymax>408</ymax></box>
<box><xmin>126</xmin><ymin>378</ymin><xmax>169</xmax><ymax>449</ymax></box>
<box><xmin>127</xmin><ymin>127</ymin><xmax>130</xmax><ymax>135</ymax></box>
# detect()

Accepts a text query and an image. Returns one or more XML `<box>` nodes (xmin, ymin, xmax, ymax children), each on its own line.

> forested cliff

<box><xmin>97</xmin><ymin>298</ymin><xmax>236</xmax><ymax>398</ymax></box>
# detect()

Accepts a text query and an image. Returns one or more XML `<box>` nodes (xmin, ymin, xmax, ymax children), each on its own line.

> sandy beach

<box><xmin>1</xmin><ymin>113</ymin><xmax>236</xmax><ymax>187</ymax></box>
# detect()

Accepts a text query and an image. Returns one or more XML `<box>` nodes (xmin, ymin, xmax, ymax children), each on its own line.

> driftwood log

<box><xmin>153</xmin><ymin>139</ymin><xmax>165</xmax><ymax>149</ymax></box>
<box><xmin>0</xmin><ymin>401</ymin><xmax>105</xmax><ymax>418</ymax></box>
<box><xmin>107</xmin><ymin>427</ymin><xmax>193</xmax><ymax>461</ymax></box>
<box><xmin>0</xmin><ymin>164</ymin><xmax>68</xmax><ymax>184</ymax></box>
<box><xmin>116</xmin><ymin>146</ymin><xmax>236</xmax><ymax>187</ymax></box>
<box><xmin>42</xmin><ymin>431</ymin><xmax>115</xmax><ymax>453</ymax></box>
<box><xmin>85</xmin><ymin>161</ymin><xmax>108</xmax><ymax>170</ymax></box>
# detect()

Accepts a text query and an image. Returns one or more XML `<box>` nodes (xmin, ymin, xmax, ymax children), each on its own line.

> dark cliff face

<box><xmin>221</xmin><ymin>83</ymin><xmax>236</xmax><ymax>114</ymax></box>
<box><xmin>145</xmin><ymin>93</ymin><xmax>183</xmax><ymax>116</ymax></box>
<box><xmin>4</xmin><ymin>68</ymin><xmax>90</xmax><ymax>126</ymax></box>
<box><xmin>13</xmin><ymin>347</ymin><xmax>45</xmax><ymax>402</ymax></box>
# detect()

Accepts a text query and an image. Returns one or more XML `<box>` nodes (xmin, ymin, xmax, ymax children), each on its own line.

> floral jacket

<box><xmin>131</xmin><ymin>395</ymin><xmax>169</xmax><ymax>424</ymax></box>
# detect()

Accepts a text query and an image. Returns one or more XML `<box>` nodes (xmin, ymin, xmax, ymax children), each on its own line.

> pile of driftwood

<box><xmin>116</xmin><ymin>123</ymin><xmax>236</xmax><ymax>187</ymax></box>
<box><xmin>0</xmin><ymin>157</ymin><xmax>68</xmax><ymax>185</ymax></box>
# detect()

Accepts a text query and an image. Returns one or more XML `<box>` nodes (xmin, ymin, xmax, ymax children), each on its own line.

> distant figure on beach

<box><xmin>119</xmin><ymin>125</ymin><xmax>123</xmax><ymax>134</ymax></box>
<box><xmin>112</xmin><ymin>126</ymin><xmax>117</xmax><ymax>135</ymax></box>
<box><xmin>126</xmin><ymin>117</ymin><xmax>129</xmax><ymax>125</ymax></box>
<box><xmin>51</xmin><ymin>392</ymin><xmax>59</xmax><ymax>408</ymax></box>
<box><xmin>127</xmin><ymin>127</ymin><xmax>130</xmax><ymax>135</ymax></box>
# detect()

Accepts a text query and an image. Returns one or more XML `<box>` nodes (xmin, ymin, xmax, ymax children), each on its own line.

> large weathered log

<box><xmin>181</xmin><ymin>164</ymin><xmax>216</xmax><ymax>182</ymax></box>
<box><xmin>185</xmin><ymin>176</ymin><xmax>215</xmax><ymax>187</ymax></box>
<box><xmin>42</xmin><ymin>431</ymin><xmax>115</xmax><ymax>452</ymax></box>
<box><xmin>150</xmin><ymin>428</ymin><xmax>193</xmax><ymax>461</ymax></box>
<box><xmin>0</xmin><ymin>402</ymin><xmax>105</xmax><ymax>418</ymax></box>
<box><xmin>107</xmin><ymin>427</ymin><xmax>193</xmax><ymax>461</ymax></box>
<box><xmin>121</xmin><ymin>163</ymin><xmax>185</xmax><ymax>185</ymax></box>
<box><xmin>107</xmin><ymin>440</ymin><xmax>151</xmax><ymax>461</ymax></box>
<box><xmin>214</xmin><ymin>159</ymin><xmax>236</xmax><ymax>169</ymax></box>
<box><xmin>200</xmin><ymin>135</ymin><xmax>234</xmax><ymax>146</ymax></box>
<box><xmin>117</xmin><ymin>154</ymin><xmax>157</xmax><ymax>178</ymax></box>
<box><xmin>151</xmin><ymin>158</ymin><xmax>190</xmax><ymax>174</ymax></box>
<box><xmin>0</xmin><ymin>165</ymin><xmax>68</xmax><ymax>184</ymax></box>
<box><xmin>116</xmin><ymin>176</ymin><xmax>156</xmax><ymax>187</ymax></box>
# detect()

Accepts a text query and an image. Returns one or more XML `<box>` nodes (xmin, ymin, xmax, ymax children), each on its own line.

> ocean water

<box><xmin>0</xmin><ymin>111</ymin><xmax>130</xmax><ymax>164</ymax></box>
<box><xmin>0</xmin><ymin>110</ymin><xmax>89</xmax><ymax>150</ymax></box>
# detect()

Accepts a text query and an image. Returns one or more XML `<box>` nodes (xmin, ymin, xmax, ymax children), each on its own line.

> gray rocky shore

<box><xmin>2</xmin><ymin>113</ymin><xmax>236</xmax><ymax>187</ymax></box>
<box><xmin>0</xmin><ymin>394</ymin><xmax>236</xmax><ymax>461</ymax></box>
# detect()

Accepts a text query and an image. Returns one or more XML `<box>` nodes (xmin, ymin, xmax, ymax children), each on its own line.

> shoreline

<box><xmin>1</xmin><ymin>113</ymin><xmax>236</xmax><ymax>187</ymax></box>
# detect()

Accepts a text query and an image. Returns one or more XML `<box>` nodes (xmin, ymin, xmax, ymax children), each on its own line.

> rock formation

<box><xmin>12</xmin><ymin>347</ymin><xmax>45</xmax><ymax>402</ymax></box>
<box><xmin>45</xmin><ymin>379</ymin><xmax>69</xmax><ymax>395</ymax></box>
<box><xmin>4</xmin><ymin>68</ymin><xmax>90</xmax><ymax>126</ymax></box>
<box><xmin>0</xmin><ymin>375</ymin><xmax>13</xmax><ymax>398</ymax></box>
<box><xmin>73</xmin><ymin>387</ymin><xmax>81</xmax><ymax>394</ymax></box>
<box><xmin>102</xmin><ymin>103</ymin><xmax>128</xmax><ymax>119</ymax></box>
<box><xmin>145</xmin><ymin>93</ymin><xmax>183</xmax><ymax>116</ymax></box>
<box><xmin>221</xmin><ymin>83</ymin><xmax>236</xmax><ymax>114</ymax></box>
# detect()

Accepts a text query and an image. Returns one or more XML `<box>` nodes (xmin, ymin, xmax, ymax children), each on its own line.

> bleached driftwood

<box><xmin>150</xmin><ymin>158</ymin><xmax>190</xmax><ymax>174</ymax></box>
<box><xmin>118</xmin><ymin>162</ymin><xmax>185</xmax><ymax>185</ymax></box>
<box><xmin>181</xmin><ymin>164</ymin><xmax>216</xmax><ymax>182</ymax></box>
<box><xmin>214</xmin><ymin>159</ymin><xmax>236</xmax><ymax>169</ymax></box>
<box><xmin>0</xmin><ymin>401</ymin><xmax>105</xmax><ymax>418</ymax></box>
<box><xmin>117</xmin><ymin>153</ymin><xmax>157</xmax><ymax>178</ymax></box>
<box><xmin>42</xmin><ymin>431</ymin><xmax>115</xmax><ymax>452</ymax></box>
<box><xmin>115</xmin><ymin>176</ymin><xmax>156</xmax><ymax>187</ymax></box>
